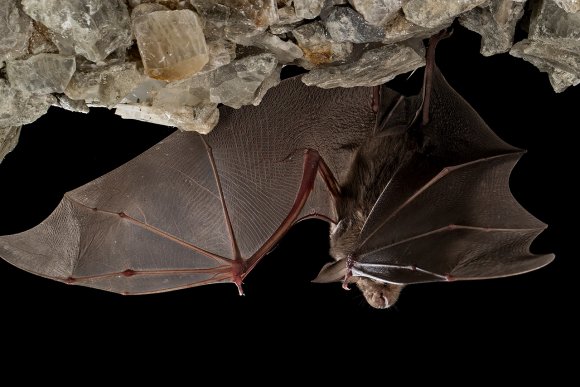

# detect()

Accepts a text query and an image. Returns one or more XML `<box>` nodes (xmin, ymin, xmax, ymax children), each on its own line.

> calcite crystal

<box><xmin>0</xmin><ymin>1</ymin><xmax>33</xmax><ymax>62</ymax></box>
<box><xmin>554</xmin><ymin>0</ymin><xmax>580</xmax><ymax>13</ymax></box>
<box><xmin>348</xmin><ymin>0</ymin><xmax>403</xmax><ymax>25</ymax></box>
<box><xmin>0</xmin><ymin>0</ymin><xmax>578</xmax><ymax>162</ymax></box>
<box><xmin>293</xmin><ymin>22</ymin><xmax>353</xmax><ymax>67</ymax></box>
<box><xmin>459</xmin><ymin>0</ymin><xmax>526</xmax><ymax>56</ymax></box>
<box><xmin>302</xmin><ymin>43</ymin><xmax>425</xmax><ymax>88</ymax></box>
<box><xmin>133</xmin><ymin>9</ymin><xmax>209</xmax><ymax>81</ymax></box>
<box><xmin>325</xmin><ymin>6</ymin><xmax>386</xmax><ymax>43</ymax></box>
<box><xmin>0</xmin><ymin>126</ymin><xmax>22</xmax><ymax>163</ymax></box>
<box><xmin>0</xmin><ymin>80</ymin><xmax>55</xmax><ymax>128</ymax></box>
<box><xmin>510</xmin><ymin>0</ymin><xmax>580</xmax><ymax>92</ymax></box>
<box><xmin>403</xmin><ymin>0</ymin><xmax>487</xmax><ymax>28</ymax></box>
<box><xmin>21</xmin><ymin>0</ymin><xmax>132</xmax><ymax>63</ymax></box>
<box><xmin>6</xmin><ymin>54</ymin><xmax>76</xmax><ymax>94</ymax></box>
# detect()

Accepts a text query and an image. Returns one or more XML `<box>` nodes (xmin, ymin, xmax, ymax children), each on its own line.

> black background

<box><xmin>0</xmin><ymin>26</ymin><xmax>575</xmax><ymax>366</ymax></box>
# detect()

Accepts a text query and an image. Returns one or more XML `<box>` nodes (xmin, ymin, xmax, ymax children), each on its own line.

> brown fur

<box><xmin>330</xmin><ymin>120</ymin><xmax>420</xmax><ymax>309</ymax></box>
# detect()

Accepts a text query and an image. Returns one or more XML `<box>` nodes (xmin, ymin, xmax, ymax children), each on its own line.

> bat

<box><xmin>0</xmin><ymin>34</ymin><xmax>553</xmax><ymax>308</ymax></box>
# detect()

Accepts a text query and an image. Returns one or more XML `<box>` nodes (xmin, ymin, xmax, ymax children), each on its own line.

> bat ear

<box><xmin>312</xmin><ymin>260</ymin><xmax>347</xmax><ymax>283</ymax></box>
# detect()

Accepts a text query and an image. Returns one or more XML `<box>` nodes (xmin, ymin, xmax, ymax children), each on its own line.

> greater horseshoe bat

<box><xmin>0</xmin><ymin>35</ymin><xmax>553</xmax><ymax>309</ymax></box>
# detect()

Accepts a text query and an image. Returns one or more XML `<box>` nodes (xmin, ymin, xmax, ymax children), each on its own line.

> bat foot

<box><xmin>234</xmin><ymin>276</ymin><xmax>245</xmax><ymax>296</ymax></box>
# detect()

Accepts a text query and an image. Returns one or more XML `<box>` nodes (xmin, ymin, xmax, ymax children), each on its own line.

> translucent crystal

<box><xmin>209</xmin><ymin>53</ymin><xmax>279</xmax><ymax>108</ymax></box>
<box><xmin>6</xmin><ymin>54</ymin><xmax>76</xmax><ymax>94</ymax></box>
<box><xmin>348</xmin><ymin>0</ymin><xmax>403</xmax><ymax>25</ymax></box>
<box><xmin>459</xmin><ymin>0</ymin><xmax>526</xmax><ymax>56</ymax></box>
<box><xmin>0</xmin><ymin>126</ymin><xmax>22</xmax><ymax>164</ymax></box>
<box><xmin>292</xmin><ymin>22</ymin><xmax>353</xmax><ymax>67</ymax></box>
<box><xmin>325</xmin><ymin>6</ymin><xmax>386</xmax><ymax>43</ymax></box>
<box><xmin>231</xmin><ymin>33</ymin><xmax>303</xmax><ymax>63</ymax></box>
<box><xmin>115</xmin><ymin>103</ymin><xmax>219</xmax><ymax>133</ymax></box>
<box><xmin>65</xmin><ymin>62</ymin><xmax>145</xmax><ymax>107</ymax></box>
<box><xmin>21</xmin><ymin>0</ymin><xmax>132</xmax><ymax>63</ymax></box>
<box><xmin>402</xmin><ymin>0</ymin><xmax>486</xmax><ymax>28</ymax></box>
<box><xmin>133</xmin><ymin>9</ymin><xmax>209</xmax><ymax>81</ymax></box>
<box><xmin>302</xmin><ymin>43</ymin><xmax>425</xmax><ymax>88</ymax></box>
<box><xmin>0</xmin><ymin>1</ymin><xmax>33</xmax><ymax>62</ymax></box>
<box><xmin>53</xmin><ymin>94</ymin><xmax>90</xmax><ymax>114</ymax></box>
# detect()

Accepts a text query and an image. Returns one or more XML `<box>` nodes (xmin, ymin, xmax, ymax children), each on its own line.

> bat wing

<box><xmin>351</xmin><ymin>67</ymin><xmax>554</xmax><ymax>284</ymax></box>
<box><xmin>0</xmin><ymin>77</ymin><xmax>376</xmax><ymax>294</ymax></box>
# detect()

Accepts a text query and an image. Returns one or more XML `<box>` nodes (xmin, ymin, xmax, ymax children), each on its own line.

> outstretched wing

<box><xmin>352</xmin><ymin>67</ymin><xmax>554</xmax><ymax>284</ymax></box>
<box><xmin>0</xmin><ymin>77</ymin><xmax>376</xmax><ymax>294</ymax></box>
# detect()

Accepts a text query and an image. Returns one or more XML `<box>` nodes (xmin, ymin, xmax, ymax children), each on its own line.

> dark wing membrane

<box><xmin>0</xmin><ymin>77</ymin><xmax>375</xmax><ymax>294</ymax></box>
<box><xmin>354</xmin><ymin>68</ymin><xmax>553</xmax><ymax>284</ymax></box>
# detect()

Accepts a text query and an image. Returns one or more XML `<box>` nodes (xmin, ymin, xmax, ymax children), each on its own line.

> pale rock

<box><xmin>65</xmin><ymin>62</ymin><xmax>145</xmax><ymax>107</ymax></box>
<box><xmin>192</xmin><ymin>0</ymin><xmax>279</xmax><ymax>37</ymax></box>
<box><xmin>302</xmin><ymin>43</ymin><xmax>425</xmax><ymax>88</ymax></box>
<box><xmin>209</xmin><ymin>53</ymin><xmax>280</xmax><ymax>108</ymax></box>
<box><xmin>529</xmin><ymin>0</ymin><xmax>580</xmax><ymax>51</ymax></box>
<box><xmin>0</xmin><ymin>80</ymin><xmax>55</xmax><ymax>127</ymax></box>
<box><xmin>382</xmin><ymin>11</ymin><xmax>452</xmax><ymax>44</ymax></box>
<box><xmin>325</xmin><ymin>6</ymin><xmax>386</xmax><ymax>42</ymax></box>
<box><xmin>190</xmin><ymin>1</ymin><xmax>230</xmax><ymax>37</ymax></box>
<box><xmin>252</xmin><ymin>64</ymin><xmax>283</xmax><ymax>106</ymax></box>
<box><xmin>121</xmin><ymin>79</ymin><xmax>168</xmax><ymax>105</ymax></box>
<box><xmin>554</xmin><ymin>0</ymin><xmax>580</xmax><ymax>13</ymax></box>
<box><xmin>115</xmin><ymin>103</ymin><xmax>219</xmax><ymax>133</ymax></box>
<box><xmin>201</xmin><ymin>39</ymin><xmax>237</xmax><ymax>73</ymax></box>
<box><xmin>270</xmin><ymin>20</ymin><xmax>305</xmax><ymax>35</ymax></box>
<box><xmin>0</xmin><ymin>126</ymin><xmax>22</xmax><ymax>164</ymax></box>
<box><xmin>459</xmin><ymin>0</ymin><xmax>526</xmax><ymax>56</ymax></box>
<box><xmin>6</xmin><ymin>54</ymin><xmax>76</xmax><ymax>94</ymax></box>
<box><xmin>28</xmin><ymin>22</ymin><xmax>59</xmax><ymax>55</ymax></box>
<box><xmin>131</xmin><ymin>3</ymin><xmax>169</xmax><ymax>19</ymax></box>
<box><xmin>0</xmin><ymin>1</ymin><xmax>33</xmax><ymax>62</ymax></box>
<box><xmin>292</xmin><ymin>22</ymin><xmax>354</xmax><ymax>66</ymax></box>
<box><xmin>21</xmin><ymin>0</ymin><xmax>132</xmax><ymax>63</ymax></box>
<box><xmin>153</xmin><ymin>74</ymin><xmax>211</xmax><ymax>108</ymax></box>
<box><xmin>348</xmin><ymin>0</ymin><xmax>404</xmax><ymax>25</ymax></box>
<box><xmin>403</xmin><ymin>0</ymin><xmax>486</xmax><ymax>28</ymax></box>
<box><xmin>53</xmin><ymin>94</ymin><xmax>90</xmax><ymax>114</ymax></box>
<box><xmin>511</xmin><ymin>39</ymin><xmax>580</xmax><ymax>92</ymax></box>
<box><xmin>294</xmin><ymin>0</ymin><xmax>325</xmax><ymax>19</ymax></box>
<box><xmin>231</xmin><ymin>33</ymin><xmax>303</xmax><ymax>63</ymax></box>
<box><xmin>133</xmin><ymin>10</ymin><xmax>209</xmax><ymax>81</ymax></box>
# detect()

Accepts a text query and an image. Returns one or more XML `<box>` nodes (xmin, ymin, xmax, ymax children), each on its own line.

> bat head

<box><xmin>322</xmin><ymin>213</ymin><xmax>404</xmax><ymax>309</ymax></box>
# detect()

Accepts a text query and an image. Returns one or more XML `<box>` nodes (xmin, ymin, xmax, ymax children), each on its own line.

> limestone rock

<box><xmin>231</xmin><ymin>33</ymin><xmax>303</xmax><ymax>63</ymax></box>
<box><xmin>403</xmin><ymin>0</ymin><xmax>487</xmax><ymax>28</ymax></box>
<box><xmin>21</xmin><ymin>0</ymin><xmax>132</xmax><ymax>63</ymax></box>
<box><xmin>0</xmin><ymin>1</ymin><xmax>33</xmax><ymax>62</ymax></box>
<box><xmin>292</xmin><ymin>22</ymin><xmax>354</xmax><ymax>66</ymax></box>
<box><xmin>302</xmin><ymin>42</ymin><xmax>425</xmax><ymax>88</ymax></box>
<box><xmin>529</xmin><ymin>0</ymin><xmax>580</xmax><ymax>51</ymax></box>
<box><xmin>6</xmin><ymin>54</ymin><xmax>76</xmax><ymax>94</ymax></box>
<box><xmin>0</xmin><ymin>126</ymin><xmax>22</xmax><ymax>164</ymax></box>
<box><xmin>382</xmin><ymin>11</ymin><xmax>452</xmax><ymax>44</ymax></box>
<box><xmin>115</xmin><ymin>103</ymin><xmax>219</xmax><ymax>133</ymax></box>
<box><xmin>294</xmin><ymin>0</ymin><xmax>325</xmax><ymax>19</ymax></box>
<box><xmin>554</xmin><ymin>0</ymin><xmax>580</xmax><ymax>13</ymax></box>
<box><xmin>133</xmin><ymin>9</ymin><xmax>209</xmax><ymax>81</ymax></box>
<box><xmin>0</xmin><ymin>81</ymin><xmax>55</xmax><ymax>127</ymax></box>
<box><xmin>511</xmin><ymin>39</ymin><xmax>580</xmax><ymax>92</ymax></box>
<box><xmin>459</xmin><ymin>0</ymin><xmax>526</xmax><ymax>56</ymax></box>
<box><xmin>53</xmin><ymin>94</ymin><xmax>90</xmax><ymax>114</ymax></box>
<box><xmin>325</xmin><ymin>6</ymin><xmax>386</xmax><ymax>42</ymax></box>
<box><xmin>209</xmin><ymin>53</ymin><xmax>280</xmax><ymax>108</ymax></box>
<box><xmin>348</xmin><ymin>0</ymin><xmax>403</xmax><ymax>25</ymax></box>
<box><xmin>65</xmin><ymin>62</ymin><xmax>145</xmax><ymax>107</ymax></box>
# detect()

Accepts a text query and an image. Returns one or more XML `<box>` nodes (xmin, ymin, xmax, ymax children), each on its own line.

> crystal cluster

<box><xmin>1</xmin><ymin>0</ymin><xmax>579</xmax><ymax>162</ymax></box>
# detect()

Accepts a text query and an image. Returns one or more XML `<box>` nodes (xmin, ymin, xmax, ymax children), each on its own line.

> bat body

<box><xmin>0</xmin><ymin>41</ymin><xmax>553</xmax><ymax>308</ymax></box>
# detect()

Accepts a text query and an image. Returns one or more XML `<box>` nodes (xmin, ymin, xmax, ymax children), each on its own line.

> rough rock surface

<box><xmin>0</xmin><ymin>0</ymin><xmax>578</xmax><ymax>162</ymax></box>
